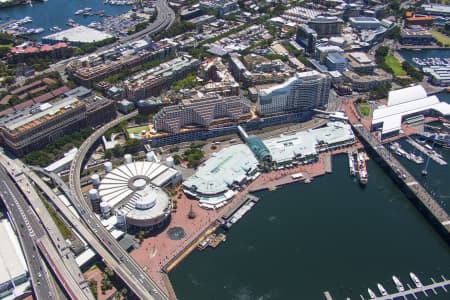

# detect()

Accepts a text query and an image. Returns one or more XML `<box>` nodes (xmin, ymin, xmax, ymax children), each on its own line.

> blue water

<box><xmin>171</xmin><ymin>155</ymin><xmax>450</xmax><ymax>300</ymax></box>
<box><xmin>0</xmin><ymin>0</ymin><xmax>130</xmax><ymax>40</ymax></box>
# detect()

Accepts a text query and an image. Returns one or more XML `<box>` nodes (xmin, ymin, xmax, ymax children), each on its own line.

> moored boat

<box><xmin>410</xmin><ymin>272</ymin><xmax>423</xmax><ymax>288</ymax></box>
<box><xmin>392</xmin><ymin>275</ymin><xmax>405</xmax><ymax>292</ymax></box>
<box><xmin>367</xmin><ymin>288</ymin><xmax>376</xmax><ymax>299</ymax></box>
<box><xmin>377</xmin><ymin>283</ymin><xmax>388</xmax><ymax>296</ymax></box>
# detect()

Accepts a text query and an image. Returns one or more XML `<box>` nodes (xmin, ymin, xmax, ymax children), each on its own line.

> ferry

<box><xmin>356</xmin><ymin>152</ymin><xmax>368</xmax><ymax>186</ymax></box>
<box><xmin>392</xmin><ymin>275</ymin><xmax>405</xmax><ymax>292</ymax></box>
<box><xmin>367</xmin><ymin>288</ymin><xmax>376</xmax><ymax>299</ymax></box>
<box><xmin>410</xmin><ymin>272</ymin><xmax>423</xmax><ymax>288</ymax></box>
<box><xmin>377</xmin><ymin>283</ymin><xmax>388</xmax><ymax>296</ymax></box>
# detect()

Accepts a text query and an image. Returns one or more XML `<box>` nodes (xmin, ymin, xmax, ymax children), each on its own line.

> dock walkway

<box><xmin>372</xmin><ymin>277</ymin><xmax>449</xmax><ymax>300</ymax></box>
<box><xmin>406</xmin><ymin>138</ymin><xmax>447</xmax><ymax>166</ymax></box>
<box><xmin>351</xmin><ymin>123</ymin><xmax>450</xmax><ymax>237</ymax></box>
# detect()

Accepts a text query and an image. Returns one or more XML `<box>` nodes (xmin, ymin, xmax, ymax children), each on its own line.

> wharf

<box><xmin>209</xmin><ymin>233</ymin><xmax>226</xmax><ymax>248</ymax></box>
<box><xmin>221</xmin><ymin>193</ymin><xmax>259</xmax><ymax>221</ymax></box>
<box><xmin>351</xmin><ymin>123</ymin><xmax>450</xmax><ymax>239</ymax></box>
<box><xmin>324</xmin><ymin>154</ymin><xmax>333</xmax><ymax>173</ymax></box>
<box><xmin>371</xmin><ymin>277</ymin><xmax>449</xmax><ymax>300</ymax></box>
<box><xmin>406</xmin><ymin>138</ymin><xmax>447</xmax><ymax>166</ymax></box>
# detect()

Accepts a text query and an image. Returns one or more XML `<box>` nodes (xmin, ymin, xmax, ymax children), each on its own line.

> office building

<box><xmin>326</xmin><ymin>52</ymin><xmax>347</xmax><ymax>73</ymax></box>
<box><xmin>315</xmin><ymin>45</ymin><xmax>344</xmax><ymax>64</ymax></box>
<box><xmin>342</xmin><ymin>69</ymin><xmax>392</xmax><ymax>92</ymax></box>
<box><xmin>399</xmin><ymin>26</ymin><xmax>434</xmax><ymax>45</ymax></box>
<box><xmin>256</xmin><ymin>71</ymin><xmax>331</xmax><ymax>116</ymax></box>
<box><xmin>153</xmin><ymin>95</ymin><xmax>251</xmax><ymax>134</ymax></box>
<box><xmin>349</xmin><ymin>17</ymin><xmax>381</xmax><ymax>30</ymax></box>
<box><xmin>0</xmin><ymin>95</ymin><xmax>115</xmax><ymax>156</ymax></box>
<box><xmin>296</xmin><ymin>24</ymin><xmax>317</xmax><ymax>53</ymax></box>
<box><xmin>123</xmin><ymin>55</ymin><xmax>201</xmax><ymax>101</ymax></box>
<box><xmin>199</xmin><ymin>0</ymin><xmax>239</xmax><ymax>17</ymax></box>
<box><xmin>346</xmin><ymin>52</ymin><xmax>376</xmax><ymax>74</ymax></box>
<box><xmin>308</xmin><ymin>16</ymin><xmax>344</xmax><ymax>37</ymax></box>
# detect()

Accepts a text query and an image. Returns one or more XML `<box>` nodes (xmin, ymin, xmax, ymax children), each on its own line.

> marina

<box><xmin>326</xmin><ymin>273</ymin><xmax>450</xmax><ymax>300</ymax></box>
<box><xmin>405</xmin><ymin>138</ymin><xmax>447</xmax><ymax>166</ymax></box>
<box><xmin>0</xmin><ymin>0</ymin><xmax>129</xmax><ymax>40</ymax></box>
<box><xmin>412</xmin><ymin>57</ymin><xmax>450</xmax><ymax>68</ymax></box>
<box><xmin>389</xmin><ymin>142</ymin><xmax>424</xmax><ymax>164</ymax></box>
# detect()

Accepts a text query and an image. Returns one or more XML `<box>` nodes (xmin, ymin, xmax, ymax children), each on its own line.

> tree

<box><xmin>89</xmin><ymin>279</ymin><xmax>98</xmax><ymax>297</ymax></box>
<box><xmin>124</xmin><ymin>139</ymin><xmax>141</xmax><ymax>154</ymax></box>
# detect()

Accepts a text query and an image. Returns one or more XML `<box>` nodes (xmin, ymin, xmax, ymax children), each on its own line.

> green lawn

<box><xmin>358</xmin><ymin>104</ymin><xmax>371</xmax><ymax>117</ymax></box>
<box><xmin>429</xmin><ymin>29</ymin><xmax>450</xmax><ymax>46</ymax></box>
<box><xmin>385</xmin><ymin>55</ymin><xmax>407</xmax><ymax>76</ymax></box>
<box><xmin>127</xmin><ymin>125</ymin><xmax>149</xmax><ymax>135</ymax></box>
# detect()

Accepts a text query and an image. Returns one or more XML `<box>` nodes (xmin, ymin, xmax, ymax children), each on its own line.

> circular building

<box><xmin>98</xmin><ymin>160</ymin><xmax>181</xmax><ymax>229</ymax></box>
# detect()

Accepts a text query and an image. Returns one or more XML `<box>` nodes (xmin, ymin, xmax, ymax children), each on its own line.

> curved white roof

<box><xmin>387</xmin><ymin>85</ymin><xmax>428</xmax><ymax>106</ymax></box>
<box><xmin>98</xmin><ymin>161</ymin><xmax>179</xmax><ymax>225</ymax></box>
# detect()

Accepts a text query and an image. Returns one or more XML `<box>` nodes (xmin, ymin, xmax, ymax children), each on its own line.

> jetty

<box><xmin>350</xmin><ymin>123</ymin><xmax>450</xmax><ymax>240</ymax></box>
<box><xmin>325</xmin><ymin>275</ymin><xmax>449</xmax><ymax>300</ymax></box>
<box><xmin>406</xmin><ymin>138</ymin><xmax>447</xmax><ymax>166</ymax></box>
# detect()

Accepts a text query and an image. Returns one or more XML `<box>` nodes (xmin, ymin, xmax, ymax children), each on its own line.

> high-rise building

<box><xmin>296</xmin><ymin>24</ymin><xmax>317</xmax><ymax>53</ymax></box>
<box><xmin>257</xmin><ymin>71</ymin><xmax>331</xmax><ymax>116</ymax></box>
<box><xmin>326</xmin><ymin>52</ymin><xmax>347</xmax><ymax>73</ymax></box>
<box><xmin>308</xmin><ymin>16</ymin><xmax>344</xmax><ymax>37</ymax></box>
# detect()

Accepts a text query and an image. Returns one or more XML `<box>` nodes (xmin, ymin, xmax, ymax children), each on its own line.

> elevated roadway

<box><xmin>0</xmin><ymin>166</ymin><xmax>62</xmax><ymax>300</ymax></box>
<box><xmin>0</xmin><ymin>154</ymin><xmax>94</xmax><ymax>299</ymax></box>
<box><xmin>67</xmin><ymin>111</ymin><xmax>168</xmax><ymax>299</ymax></box>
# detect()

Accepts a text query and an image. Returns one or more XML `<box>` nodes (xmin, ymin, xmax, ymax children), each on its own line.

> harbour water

<box><xmin>170</xmin><ymin>155</ymin><xmax>450</xmax><ymax>299</ymax></box>
<box><xmin>0</xmin><ymin>0</ymin><xmax>129</xmax><ymax>40</ymax></box>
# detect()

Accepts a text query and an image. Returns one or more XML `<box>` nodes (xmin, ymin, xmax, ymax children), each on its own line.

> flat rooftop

<box><xmin>263</xmin><ymin>122</ymin><xmax>355</xmax><ymax>164</ymax></box>
<box><xmin>0</xmin><ymin>97</ymin><xmax>83</xmax><ymax>133</ymax></box>
<box><xmin>0</xmin><ymin>219</ymin><xmax>28</xmax><ymax>286</ymax></box>
<box><xmin>43</xmin><ymin>26</ymin><xmax>113</xmax><ymax>44</ymax></box>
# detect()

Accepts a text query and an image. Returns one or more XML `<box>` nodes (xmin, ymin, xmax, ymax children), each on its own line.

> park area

<box><xmin>385</xmin><ymin>55</ymin><xmax>406</xmax><ymax>76</ymax></box>
<box><xmin>430</xmin><ymin>29</ymin><xmax>450</xmax><ymax>46</ymax></box>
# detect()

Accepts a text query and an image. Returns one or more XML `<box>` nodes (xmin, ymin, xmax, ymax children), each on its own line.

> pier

<box><xmin>406</xmin><ymin>138</ymin><xmax>447</xmax><ymax>166</ymax></box>
<box><xmin>325</xmin><ymin>275</ymin><xmax>450</xmax><ymax>300</ymax></box>
<box><xmin>371</xmin><ymin>278</ymin><xmax>449</xmax><ymax>300</ymax></box>
<box><xmin>350</xmin><ymin>123</ymin><xmax>450</xmax><ymax>240</ymax></box>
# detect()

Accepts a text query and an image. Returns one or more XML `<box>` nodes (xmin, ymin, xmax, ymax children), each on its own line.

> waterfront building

<box><xmin>264</xmin><ymin>121</ymin><xmax>356</xmax><ymax>167</ymax></box>
<box><xmin>399</xmin><ymin>26</ymin><xmax>434</xmax><ymax>45</ymax></box>
<box><xmin>325</xmin><ymin>52</ymin><xmax>347</xmax><ymax>73</ymax></box>
<box><xmin>123</xmin><ymin>55</ymin><xmax>201</xmax><ymax>101</ymax></box>
<box><xmin>296</xmin><ymin>24</ymin><xmax>318</xmax><ymax>53</ymax></box>
<box><xmin>98</xmin><ymin>159</ymin><xmax>182</xmax><ymax>229</ymax></box>
<box><xmin>256</xmin><ymin>71</ymin><xmax>331</xmax><ymax>116</ymax></box>
<box><xmin>372</xmin><ymin>85</ymin><xmax>450</xmax><ymax>137</ymax></box>
<box><xmin>153</xmin><ymin>95</ymin><xmax>251</xmax><ymax>134</ymax></box>
<box><xmin>42</xmin><ymin>26</ymin><xmax>113</xmax><ymax>46</ymax></box>
<box><xmin>183</xmin><ymin>144</ymin><xmax>259</xmax><ymax>208</ymax></box>
<box><xmin>307</xmin><ymin>16</ymin><xmax>344</xmax><ymax>37</ymax></box>
<box><xmin>199</xmin><ymin>0</ymin><xmax>239</xmax><ymax>17</ymax></box>
<box><xmin>345</xmin><ymin>52</ymin><xmax>375</xmax><ymax>74</ymax></box>
<box><xmin>349</xmin><ymin>17</ymin><xmax>381</xmax><ymax>30</ymax></box>
<box><xmin>342</xmin><ymin>69</ymin><xmax>392</xmax><ymax>92</ymax></box>
<box><xmin>423</xmin><ymin>66</ymin><xmax>450</xmax><ymax>86</ymax></box>
<box><xmin>0</xmin><ymin>95</ymin><xmax>115</xmax><ymax>156</ymax></box>
<box><xmin>8</xmin><ymin>42</ymin><xmax>71</xmax><ymax>64</ymax></box>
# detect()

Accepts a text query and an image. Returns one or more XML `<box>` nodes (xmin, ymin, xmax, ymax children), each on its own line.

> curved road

<box><xmin>68</xmin><ymin>111</ymin><xmax>170</xmax><ymax>300</ymax></box>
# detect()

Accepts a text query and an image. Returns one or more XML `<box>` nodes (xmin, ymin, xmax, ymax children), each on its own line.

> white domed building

<box><xmin>97</xmin><ymin>157</ymin><xmax>182</xmax><ymax>230</ymax></box>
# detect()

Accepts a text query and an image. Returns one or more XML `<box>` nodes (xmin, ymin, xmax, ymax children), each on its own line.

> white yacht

<box><xmin>392</xmin><ymin>275</ymin><xmax>405</xmax><ymax>292</ymax></box>
<box><xmin>410</xmin><ymin>272</ymin><xmax>423</xmax><ymax>288</ymax></box>
<box><xmin>377</xmin><ymin>283</ymin><xmax>388</xmax><ymax>296</ymax></box>
<box><xmin>367</xmin><ymin>288</ymin><xmax>376</xmax><ymax>299</ymax></box>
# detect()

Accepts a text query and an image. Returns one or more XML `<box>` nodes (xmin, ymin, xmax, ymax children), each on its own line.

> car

<box><xmin>38</xmin><ymin>272</ymin><xmax>41</xmax><ymax>278</ymax></box>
